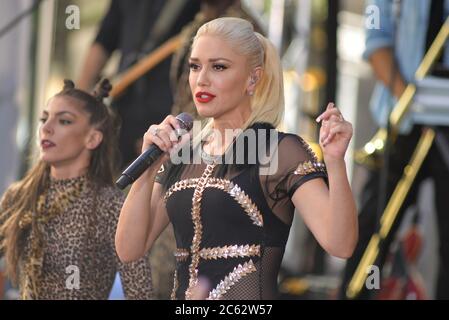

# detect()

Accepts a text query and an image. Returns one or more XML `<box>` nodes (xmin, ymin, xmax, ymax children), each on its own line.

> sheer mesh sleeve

<box><xmin>261</xmin><ymin>134</ymin><xmax>327</xmax><ymax>225</ymax></box>
<box><xmin>279</xmin><ymin>134</ymin><xmax>327</xmax><ymax>197</ymax></box>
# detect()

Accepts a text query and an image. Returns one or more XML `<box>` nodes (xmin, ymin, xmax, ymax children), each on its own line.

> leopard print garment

<box><xmin>0</xmin><ymin>176</ymin><xmax>153</xmax><ymax>300</ymax></box>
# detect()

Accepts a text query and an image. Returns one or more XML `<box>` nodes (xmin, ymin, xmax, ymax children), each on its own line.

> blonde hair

<box><xmin>191</xmin><ymin>17</ymin><xmax>284</xmax><ymax>143</ymax></box>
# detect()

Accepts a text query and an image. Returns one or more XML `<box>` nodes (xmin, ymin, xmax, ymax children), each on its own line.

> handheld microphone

<box><xmin>115</xmin><ymin>113</ymin><xmax>193</xmax><ymax>189</ymax></box>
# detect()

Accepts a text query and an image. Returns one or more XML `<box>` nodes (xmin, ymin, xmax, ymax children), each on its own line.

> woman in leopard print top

<box><xmin>0</xmin><ymin>79</ymin><xmax>152</xmax><ymax>299</ymax></box>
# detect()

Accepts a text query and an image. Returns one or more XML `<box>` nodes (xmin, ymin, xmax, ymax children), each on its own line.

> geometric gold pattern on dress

<box><xmin>174</xmin><ymin>248</ymin><xmax>190</xmax><ymax>262</ymax></box>
<box><xmin>200</xmin><ymin>244</ymin><xmax>261</xmax><ymax>260</ymax></box>
<box><xmin>164</xmin><ymin>178</ymin><xmax>200</xmax><ymax>203</ymax></box>
<box><xmin>297</xmin><ymin>136</ymin><xmax>320</xmax><ymax>162</ymax></box>
<box><xmin>185</xmin><ymin>164</ymin><xmax>216</xmax><ymax>300</ymax></box>
<box><xmin>170</xmin><ymin>270</ymin><xmax>179</xmax><ymax>300</ymax></box>
<box><xmin>163</xmin><ymin>178</ymin><xmax>263</xmax><ymax>227</ymax></box>
<box><xmin>293</xmin><ymin>161</ymin><xmax>326</xmax><ymax>176</ymax></box>
<box><xmin>175</xmin><ymin>245</ymin><xmax>261</xmax><ymax>262</ymax></box>
<box><xmin>207</xmin><ymin>259</ymin><xmax>257</xmax><ymax>300</ymax></box>
<box><xmin>165</xmin><ymin>165</ymin><xmax>265</xmax><ymax>299</ymax></box>
<box><xmin>207</xmin><ymin>178</ymin><xmax>263</xmax><ymax>227</ymax></box>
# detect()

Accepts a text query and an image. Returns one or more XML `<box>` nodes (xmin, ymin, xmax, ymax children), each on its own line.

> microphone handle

<box><xmin>116</xmin><ymin>145</ymin><xmax>164</xmax><ymax>190</ymax></box>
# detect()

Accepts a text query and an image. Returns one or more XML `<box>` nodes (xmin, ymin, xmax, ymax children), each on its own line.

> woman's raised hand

<box><xmin>316</xmin><ymin>102</ymin><xmax>353</xmax><ymax>161</ymax></box>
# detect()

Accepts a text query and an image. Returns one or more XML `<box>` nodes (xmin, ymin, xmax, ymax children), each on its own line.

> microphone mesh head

<box><xmin>176</xmin><ymin>113</ymin><xmax>194</xmax><ymax>131</ymax></box>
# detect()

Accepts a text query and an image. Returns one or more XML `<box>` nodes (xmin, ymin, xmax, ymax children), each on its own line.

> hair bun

<box><xmin>94</xmin><ymin>78</ymin><xmax>112</xmax><ymax>101</ymax></box>
<box><xmin>63</xmin><ymin>79</ymin><xmax>75</xmax><ymax>90</ymax></box>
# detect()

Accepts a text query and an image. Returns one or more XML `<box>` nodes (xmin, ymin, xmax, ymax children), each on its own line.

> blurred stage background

<box><xmin>0</xmin><ymin>0</ymin><xmax>439</xmax><ymax>300</ymax></box>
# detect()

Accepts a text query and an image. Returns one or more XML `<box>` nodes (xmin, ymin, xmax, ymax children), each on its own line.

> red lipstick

<box><xmin>195</xmin><ymin>91</ymin><xmax>216</xmax><ymax>103</ymax></box>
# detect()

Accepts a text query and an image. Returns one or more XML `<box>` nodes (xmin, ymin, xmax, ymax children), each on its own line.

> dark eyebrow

<box><xmin>41</xmin><ymin>110</ymin><xmax>77</xmax><ymax>117</ymax></box>
<box><xmin>189</xmin><ymin>57</ymin><xmax>233</xmax><ymax>63</ymax></box>
<box><xmin>56</xmin><ymin>111</ymin><xmax>77</xmax><ymax>117</ymax></box>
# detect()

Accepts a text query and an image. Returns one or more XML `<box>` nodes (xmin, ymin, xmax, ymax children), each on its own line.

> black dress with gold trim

<box><xmin>156</xmin><ymin>124</ymin><xmax>327</xmax><ymax>300</ymax></box>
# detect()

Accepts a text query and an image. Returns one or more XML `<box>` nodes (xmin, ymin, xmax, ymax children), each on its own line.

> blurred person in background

<box><xmin>0</xmin><ymin>79</ymin><xmax>153</xmax><ymax>299</ymax></box>
<box><xmin>339</xmin><ymin>0</ymin><xmax>449</xmax><ymax>299</ymax></box>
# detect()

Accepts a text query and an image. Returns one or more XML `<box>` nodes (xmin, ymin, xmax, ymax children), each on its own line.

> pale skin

<box><xmin>115</xmin><ymin>35</ymin><xmax>358</xmax><ymax>262</ymax></box>
<box><xmin>39</xmin><ymin>96</ymin><xmax>103</xmax><ymax>179</ymax></box>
